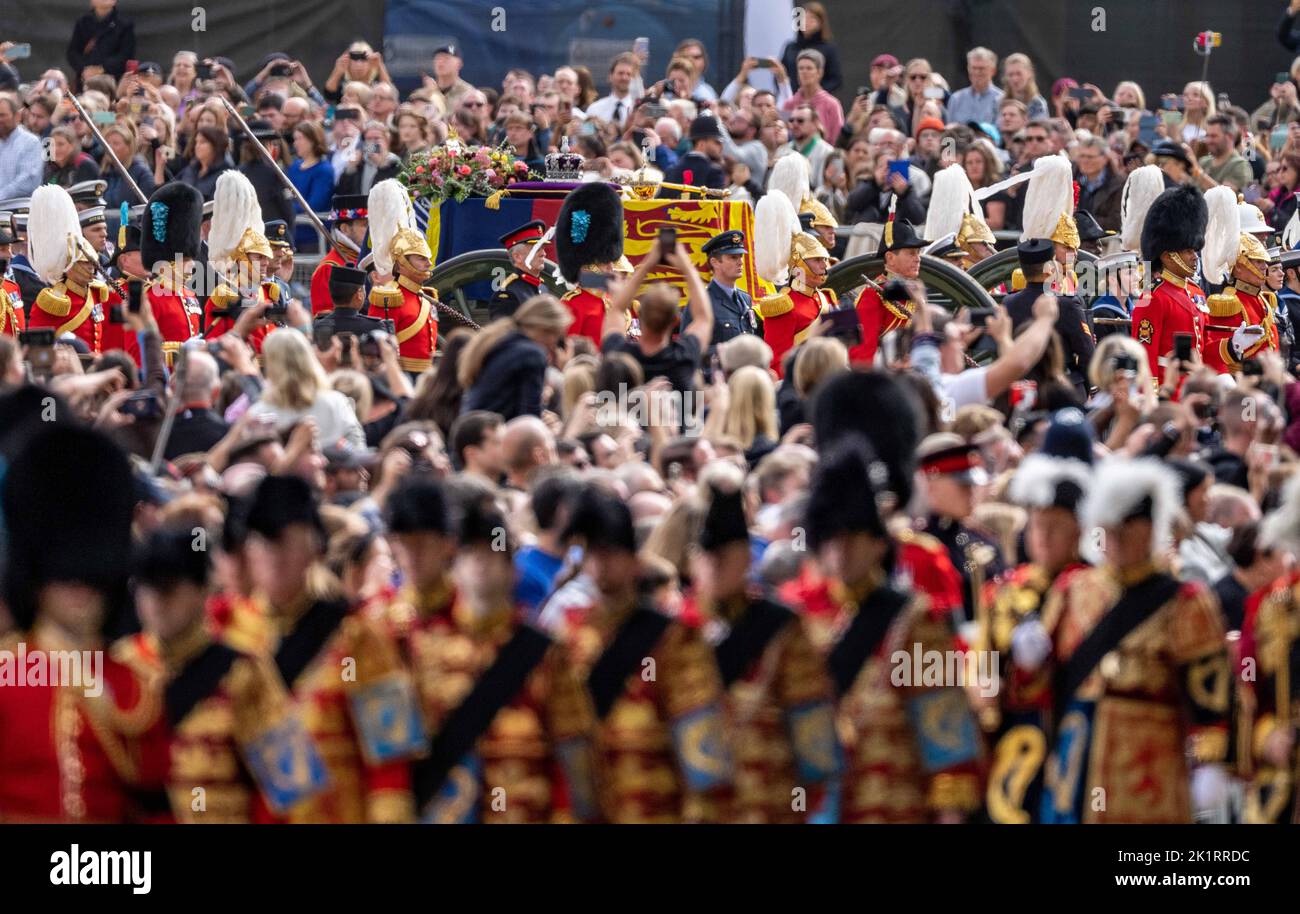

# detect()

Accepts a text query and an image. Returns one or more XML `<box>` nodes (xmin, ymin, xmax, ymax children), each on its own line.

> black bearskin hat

<box><xmin>699</xmin><ymin>484</ymin><xmax>750</xmax><ymax>552</ymax></box>
<box><xmin>1140</xmin><ymin>184</ymin><xmax>1207</xmax><ymax>267</ymax></box>
<box><xmin>141</xmin><ymin>181</ymin><xmax>204</xmax><ymax>269</ymax></box>
<box><xmin>385</xmin><ymin>477</ymin><xmax>453</xmax><ymax>535</ymax></box>
<box><xmin>556</xmin><ymin>182</ymin><xmax>623</xmax><ymax>283</ymax></box>
<box><xmin>2</xmin><ymin>425</ymin><xmax>135</xmax><ymax>634</ymax></box>
<box><xmin>458</xmin><ymin>498</ymin><xmax>511</xmax><ymax>552</ymax></box>
<box><xmin>244</xmin><ymin>475</ymin><xmax>324</xmax><ymax>542</ymax></box>
<box><xmin>134</xmin><ymin>525</ymin><xmax>213</xmax><ymax>589</ymax></box>
<box><xmin>811</xmin><ymin>370</ymin><xmax>922</xmax><ymax>510</ymax></box>
<box><xmin>805</xmin><ymin>435</ymin><xmax>888</xmax><ymax>548</ymax></box>
<box><xmin>561</xmin><ymin>484</ymin><xmax>636</xmax><ymax>553</ymax></box>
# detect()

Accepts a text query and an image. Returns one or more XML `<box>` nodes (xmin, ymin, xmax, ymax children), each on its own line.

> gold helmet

<box><xmin>391</xmin><ymin>226</ymin><xmax>433</xmax><ymax>281</ymax></box>
<box><xmin>802</xmin><ymin>197</ymin><xmax>838</xmax><ymax>230</ymax></box>
<box><xmin>790</xmin><ymin>232</ymin><xmax>830</xmax><ymax>287</ymax></box>
<box><xmin>957</xmin><ymin>212</ymin><xmax>996</xmax><ymax>249</ymax></box>
<box><xmin>1050</xmin><ymin>212</ymin><xmax>1080</xmax><ymax>250</ymax></box>
<box><xmin>1236</xmin><ymin>231</ymin><xmax>1270</xmax><ymax>283</ymax></box>
<box><xmin>232</xmin><ymin>227</ymin><xmax>273</xmax><ymax>262</ymax></box>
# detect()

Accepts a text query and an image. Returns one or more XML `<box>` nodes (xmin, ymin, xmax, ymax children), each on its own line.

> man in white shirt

<box><xmin>586</xmin><ymin>52</ymin><xmax>641</xmax><ymax>129</ymax></box>
<box><xmin>0</xmin><ymin>95</ymin><xmax>43</xmax><ymax>199</ymax></box>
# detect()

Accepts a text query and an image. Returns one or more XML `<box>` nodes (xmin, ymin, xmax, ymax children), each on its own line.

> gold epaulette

<box><xmin>1206</xmin><ymin>291</ymin><xmax>1243</xmax><ymax>319</ymax></box>
<box><xmin>263</xmin><ymin>280</ymin><xmax>281</xmax><ymax>303</ymax></box>
<box><xmin>88</xmin><ymin>279</ymin><xmax>111</xmax><ymax>301</ymax></box>
<box><xmin>1010</xmin><ymin>268</ymin><xmax>1026</xmax><ymax>291</ymax></box>
<box><xmin>500</xmin><ymin>272</ymin><xmax>519</xmax><ymax>288</ymax></box>
<box><xmin>369</xmin><ymin>282</ymin><xmax>404</xmax><ymax>310</ymax></box>
<box><xmin>892</xmin><ymin>523</ymin><xmax>945</xmax><ymax>557</ymax></box>
<box><xmin>560</xmin><ymin>286</ymin><xmax>583</xmax><ymax>301</ymax></box>
<box><xmin>209</xmin><ymin>283</ymin><xmax>240</xmax><ymax>308</ymax></box>
<box><xmin>35</xmin><ymin>284</ymin><xmax>71</xmax><ymax>317</ymax></box>
<box><xmin>756</xmin><ymin>291</ymin><xmax>794</xmax><ymax>319</ymax></box>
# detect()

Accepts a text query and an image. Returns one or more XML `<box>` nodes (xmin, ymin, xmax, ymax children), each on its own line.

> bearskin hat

<box><xmin>805</xmin><ymin>435</ymin><xmax>888</xmax><ymax>547</ymax></box>
<box><xmin>699</xmin><ymin>483</ymin><xmax>750</xmax><ymax>552</ymax></box>
<box><xmin>244</xmin><ymin>474</ymin><xmax>324</xmax><ymax>542</ymax></box>
<box><xmin>556</xmin><ymin>182</ymin><xmax>623</xmax><ymax>283</ymax></box>
<box><xmin>2</xmin><ymin>425</ymin><xmax>135</xmax><ymax>634</ymax></box>
<box><xmin>562</xmin><ymin>484</ymin><xmax>636</xmax><ymax>553</ymax></box>
<box><xmin>811</xmin><ymin>370</ymin><xmax>923</xmax><ymax>510</ymax></box>
<box><xmin>140</xmin><ymin>182</ymin><xmax>204</xmax><ymax>269</ymax></box>
<box><xmin>1140</xmin><ymin>184</ymin><xmax>1207</xmax><ymax>268</ymax></box>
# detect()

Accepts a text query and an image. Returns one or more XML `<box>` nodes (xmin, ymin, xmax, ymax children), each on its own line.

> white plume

<box><xmin>924</xmin><ymin>163</ymin><xmax>981</xmax><ymax>242</ymax></box>
<box><xmin>1285</xmin><ymin>206</ymin><xmax>1300</xmax><ymax>251</ymax></box>
<box><xmin>767</xmin><ymin>153</ymin><xmax>810</xmax><ymax>212</ymax></box>
<box><xmin>28</xmin><ymin>185</ymin><xmax>81</xmax><ymax>284</ymax></box>
<box><xmin>367</xmin><ymin>179</ymin><xmax>415</xmax><ymax>276</ymax></box>
<box><xmin>1079</xmin><ymin>457</ymin><xmax>1182</xmax><ymax>555</ymax></box>
<box><xmin>754</xmin><ymin>191</ymin><xmax>800</xmax><ymax>285</ymax></box>
<box><xmin>1200</xmin><ymin>186</ymin><xmax>1241</xmax><ymax>286</ymax></box>
<box><xmin>1120</xmin><ymin>165</ymin><xmax>1165</xmax><ymax>253</ymax></box>
<box><xmin>1007</xmin><ymin>454</ymin><xmax>1093</xmax><ymax>509</ymax></box>
<box><xmin>207</xmin><ymin>171</ymin><xmax>263</xmax><ymax>268</ymax></box>
<box><xmin>1263</xmin><ymin>472</ymin><xmax>1300</xmax><ymax>551</ymax></box>
<box><xmin>1019</xmin><ymin>153</ymin><xmax>1074</xmax><ymax>241</ymax></box>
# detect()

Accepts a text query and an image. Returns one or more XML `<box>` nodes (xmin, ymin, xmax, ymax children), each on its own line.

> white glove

<box><xmin>1190</xmin><ymin>764</ymin><xmax>1231</xmax><ymax>822</ymax></box>
<box><xmin>1010</xmin><ymin>616</ymin><xmax>1052</xmax><ymax>672</ymax></box>
<box><xmin>1230</xmin><ymin>324</ymin><xmax>1265</xmax><ymax>361</ymax></box>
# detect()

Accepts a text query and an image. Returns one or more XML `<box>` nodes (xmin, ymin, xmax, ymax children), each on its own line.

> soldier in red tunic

<box><xmin>235</xmin><ymin>475</ymin><xmax>426</xmax><ymax>823</ymax></box>
<box><xmin>0</xmin><ymin>214</ymin><xmax>24</xmax><ymax>335</ymax></box>
<box><xmin>129</xmin><ymin>526</ymin><xmax>329</xmax><ymax>823</ymax></box>
<box><xmin>689</xmin><ymin>470</ymin><xmax>841</xmax><ymax>823</ymax></box>
<box><xmin>310</xmin><ymin>194</ymin><xmax>368</xmax><ymax>316</ymax></box>
<box><xmin>754</xmin><ymin>194</ymin><xmax>837</xmax><ymax>377</ymax></box>
<box><xmin>139</xmin><ymin>182</ymin><xmax>205</xmax><ymax>366</ymax></box>
<box><xmin>555</xmin><ymin>183</ymin><xmax>626</xmax><ymax>346</ymax></box>
<box><xmin>98</xmin><ymin>216</ymin><xmax>143</xmax><ymax>365</ymax></box>
<box><xmin>1130</xmin><ymin>185</ymin><xmax>1210</xmax><ymax>384</ymax></box>
<box><xmin>367</xmin><ymin>179</ymin><xmax>438</xmax><ymax>375</ymax></box>
<box><xmin>1200</xmin><ymin>195</ymin><xmax>1278</xmax><ymax>375</ymax></box>
<box><xmin>0</xmin><ymin>424</ymin><xmax>163</xmax><ymax>822</ymax></box>
<box><xmin>27</xmin><ymin>184</ymin><xmax>109</xmax><ymax>354</ymax></box>
<box><xmin>203</xmin><ymin>172</ymin><xmax>283</xmax><ymax>353</ymax></box>
<box><xmin>852</xmin><ymin>202</ymin><xmax>928</xmax><ymax>365</ymax></box>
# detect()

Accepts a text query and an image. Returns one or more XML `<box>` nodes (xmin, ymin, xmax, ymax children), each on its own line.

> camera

<box><xmin>348</xmin><ymin>50</ymin><xmax>369</xmax><ymax>62</ymax></box>
<box><xmin>1110</xmin><ymin>353</ymin><xmax>1139</xmax><ymax>373</ymax></box>
<box><xmin>270</xmin><ymin>62</ymin><xmax>293</xmax><ymax>78</ymax></box>
<box><xmin>195</xmin><ymin>62</ymin><xmax>212</xmax><ymax>81</ymax></box>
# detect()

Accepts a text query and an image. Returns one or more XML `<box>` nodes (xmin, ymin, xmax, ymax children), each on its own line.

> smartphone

<box><xmin>348</xmin><ymin>51</ymin><xmax>369</xmax><ymax>61</ymax></box>
<box><xmin>1241</xmin><ymin>357</ymin><xmax>1264</xmax><ymax>378</ymax></box>
<box><xmin>195</xmin><ymin>63</ymin><xmax>213</xmax><ymax>81</ymax></box>
<box><xmin>1161</xmin><ymin>97</ymin><xmax>1184</xmax><ymax>111</ymax></box>
<box><xmin>887</xmin><ymin>159</ymin><xmax>910</xmax><ymax>181</ymax></box>
<box><xmin>127</xmin><ymin>280</ymin><xmax>143</xmax><ymax>314</ymax></box>
<box><xmin>1244</xmin><ymin>184</ymin><xmax>1263</xmax><ymax>204</ymax></box>
<box><xmin>1068</xmin><ymin>87</ymin><xmax>1091</xmax><ymax>101</ymax></box>
<box><xmin>1139</xmin><ymin>113</ymin><xmax>1160</xmax><ymax>147</ymax></box>
<box><xmin>857</xmin><ymin>86</ymin><xmax>872</xmax><ymax>98</ymax></box>
<box><xmin>1273</xmin><ymin>125</ymin><xmax>1289</xmax><ymax>152</ymax></box>
<box><xmin>822</xmin><ymin>306</ymin><xmax>863</xmax><ymax>346</ymax></box>
<box><xmin>120</xmin><ymin>390</ymin><xmax>164</xmax><ymax>420</ymax></box>
<box><xmin>1173</xmin><ymin>332</ymin><xmax>1193</xmax><ymax>362</ymax></box>
<box><xmin>967</xmin><ymin>307</ymin><xmax>996</xmax><ymax>325</ymax></box>
<box><xmin>19</xmin><ymin>328</ymin><xmax>55</xmax><ymax>348</ymax></box>
<box><xmin>19</xmin><ymin>328</ymin><xmax>55</xmax><ymax>379</ymax></box>
<box><xmin>7</xmin><ymin>44</ymin><xmax>31</xmax><ymax>61</ymax></box>
<box><xmin>922</xmin><ymin>86</ymin><xmax>945</xmax><ymax>100</ymax></box>
<box><xmin>578</xmin><ymin>270</ymin><xmax>612</xmax><ymax>291</ymax></box>
<box><xmin>125</xmin><ymin>59</ymin><xmax>139</xmax><ymax>75</ymax></box>
<box><xmin>334</xmin><ymin>108</ymin><xmax>361</xmax><ymax>122</ymax></box>
<box><xmin>633</xmin><ymin>37</ymin><xmax>649</xmax><ymax>58</ymax></box>
<box><xmin>658</xmin><ymin>227</ymin><xmax>677</xmax><ymax>257</ymax></box>
<box><xmin>1278</xmin><ymin>72</ymin><xmax>1291</xmax><ymax>86</ymax></box>
<box><xmin>93</xmin><ymin>110</ymin><xmax>116</xmax><ymax>126</ymax></box>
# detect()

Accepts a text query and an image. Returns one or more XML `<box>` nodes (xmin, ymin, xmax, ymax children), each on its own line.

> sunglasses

<box><xmin>1025</xmin><ymin>135</ymin><xmax>1049</xmax><ymax>142</ymax></box>
<box><xmin>908</xmin><ymin>73</ymin><xmax>930</xmax><ymax>81</ymax></box>
<box><xmin>465</xmin><ymin>101</ymin><xmax>486</xmax><ymax>107</ymax></box>
<box><xmin>790</xmin><ymin>118</ymin><xmax>808</xmax><ymax>124</ymax></box>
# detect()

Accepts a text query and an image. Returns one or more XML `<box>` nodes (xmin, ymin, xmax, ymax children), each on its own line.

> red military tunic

<box><xmin>1202</xmin><ymin>283</ymin><xmax>1278</xmax><ymax>375</ymax></box>
<box><xmin>852</xmin><ymin>275</ymin><xmax>914</xmax><ymax>365</ymax></box>
<box><xmin>204</xmin><ymin>280</ymin><xmax>278</xmax><ymax>353</ymax></box>
<box><xmin>371</xmin><ymin>275</ymin><xmax>437</xmax><ymax>374</ymax></box>
<box><xmin>1131</xmin><ymin>271</ymin><xmax>1206</xmax><ymax>384</ymax></box>
<box><xmin>0</xmin><ymin>626</ymin><xmax>162</xmax><ymax>822</ymax></box>
<box><xmin>311</xmin><ymin>247</ymin><xmax>352</xmax><ymax>316</ymax></box>
<box><xmin>29</xmin><ymin>278</ymin><xmax>109</xmax><ymax>354</ymax></box>
<box><xmin>98</xmin><ymin>281</ymin><xmax>141</xmax><ymax>366</ymax></box>
<box><xmin>147</xmin><ymin>269</ymin><xmax>202</xmax><ymax>367</ymax></box>
<box><xmin>561</xmin><ymin>287</ymin><xmax>607</xmax><ymax>345</ymax></box>
<box><xmin>757</xmin><ymin>282</ymin><xmax>836</xmax><ymax>377</ymax></box>
<box><xmin>1</xmin><ymin>274</ymin><xmax>24</xmax><ymax>335</ymax></box>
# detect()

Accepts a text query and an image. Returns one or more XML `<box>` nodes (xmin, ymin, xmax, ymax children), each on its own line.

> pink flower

<box><xmin>457</xmin><ymin>165</ymin><xmax>472</xmax><ymax>176</ymax></box>
<box><xmin>484</xmin><ymin>169</ymin><xmax>496</xmax><ymax>180</ymax></box>
<box><xmin>415</xmin><ymin>165</ymin><xmax>424</xmax><ymax>174</ymax></box>
<box><xmin>514</xmin><ymin>160</ymin><xmax>527</xmax><ymax>171</ymax></box>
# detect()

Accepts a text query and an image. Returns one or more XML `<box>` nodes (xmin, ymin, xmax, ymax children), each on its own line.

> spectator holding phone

<box><xmin>334</xmin><ymin>120</ymin><xmax>401</xmax><ymax>196</ymax></box>
<box><xmin>323</xmin><ymin>42</ymin><xmax>392</xmax><ymax>106</ymax></box>
<box><xmin>779</xmin><ymin>3</ymin><xmax>842</xmax><ymax>94</ymax></box>
<box><xmin>1265</xmin><ymin>153</ymin><xmax>1300</xmax><ymax>230</ymax></box>
<box><xmin>66</xmin><ymin>0</ymin><xmax>136</xmax><ymax>86</ymax></box>
<box><xmin>1251</xmin><ymin>69</ymin><xmax>1300</xmax><ymax>130</ymax></box>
